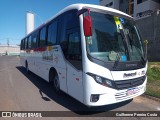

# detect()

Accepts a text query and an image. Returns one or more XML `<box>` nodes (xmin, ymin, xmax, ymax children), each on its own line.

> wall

<box><xmin>100</xmin><ymin>0</ymin><xmax>160</xmax><ymax>19</ymax></box>
<box><xmin>135</xmin><ymin>0</ymin><xmax>160</xmax><ymax>18</ymax></box>
<box><xmin>136</xmin><ymin>11</ymin><xmax>160</xmax><ymax>61</ymax></box>
<box><xmin>119</xmin><ymin>0</ymin><xmax>129</xmax><ymax>15</ymax></box>
<box><xmin>0</xmin><ymin>46</ymin><xmax>20</xmax><ymax>56</ymax></box>
<box><xmin>100</xmin><ymin>0</ymin><xmax>119</xmax><ymax>9</ymax></box>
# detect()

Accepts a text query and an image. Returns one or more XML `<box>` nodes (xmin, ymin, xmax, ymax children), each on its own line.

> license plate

<box><xmin>127</xmin><ymin>88</ymin><xmax>138</xmax><ymax>96</ymax></box>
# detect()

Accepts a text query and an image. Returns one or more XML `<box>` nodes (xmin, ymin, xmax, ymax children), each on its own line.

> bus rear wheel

<box><xmin>53</xmin><ymin>74</ymin><xmax>61</xmax><ymax>94</ymax></box>
<box><xmin>25</xmin><ymin>61</ymin><xmax>30</xmax><ymax>74</ymax></box>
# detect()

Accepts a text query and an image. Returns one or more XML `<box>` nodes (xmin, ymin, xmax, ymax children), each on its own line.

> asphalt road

<box><xmin>0</xmin><ymin>56</ymin><xmax>159</xmax><ymax>120</ymax></box>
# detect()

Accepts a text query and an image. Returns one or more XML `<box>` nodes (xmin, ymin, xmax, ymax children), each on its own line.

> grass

<box><xmin>146</xmin><ymin>62</ymin><xmax>160</xmax><ymax>98</ymax></box>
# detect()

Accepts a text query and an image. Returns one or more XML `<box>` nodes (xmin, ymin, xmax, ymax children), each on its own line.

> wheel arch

<box><xmin>49</xmin><ymin>67</ymin><xmax>58</xmax><ymax>83</ymax></box>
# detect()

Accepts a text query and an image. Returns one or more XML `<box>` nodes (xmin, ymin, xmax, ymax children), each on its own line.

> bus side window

<box><xmin>21</xmin><ymin>39</ymin><xmax>24</xmax><ymax>50</ymax></box>
<box><xmin>27</xmin><ymin>37</ymin><xmax>29</xmax><ymax>49</ymax></box>
<box><xmin>25</xmin><ymin>38</ymin><xmax>28</xmax><ymax>49</ymax></box>
<box><xmin>23</xmin><ymin>39</ymin><xmax>25</xmax><ymax>50</ymax></box>
<box><xmin>59</xmin><ymin>14</ymin><xmax>67</xmax><ymax>53</ymax></box>
<box><xmin>31</xmin><ymin>31</ymin><xmax>39</xmax><ymax>48</ymax></box>
<box><xmin>66</xmin><ymin>31</ymin><xmax>82</xmax><ymax>70</ymax></box>
<box><xmin>60</xmin><ymin>9</ymin><xmax>80</xmax><ymax>55</ymax></box>
<box><xmin>47</xmin><ymin>20</ymin><xmax>58</xmax><ymax>46</ymax></box>
<box><xmin>40</xmin><ymin>27</ymin><xmax>46</xmax><ymax>47</ymax></box>
<box><xmin>32</xmin><ymin>34</ymin><xmax>36</xmax><ymax>48</ymax></box>
<box><xmin>67</xmin><ymin>32</ymin><xmax>81</xmax><ymax>59</ymax></box>
<box><xmin>28</xmin><ymin>36</ymin><xmax>32</xmax><ymax>49</ymax></box>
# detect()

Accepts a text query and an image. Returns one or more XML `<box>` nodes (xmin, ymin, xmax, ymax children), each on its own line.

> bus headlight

<box><xmin>95</xmin><ymin>76</ymin><xmax>113</xmax><ymax>87</ymax></box>
<box><xmin>87</xmin><ymin>73</ymin><xmax>114</xmax><ymax>88</ymax></box>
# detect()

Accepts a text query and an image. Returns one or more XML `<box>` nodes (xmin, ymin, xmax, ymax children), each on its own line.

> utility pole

<box><xmin>7</xmin><ymin>38</ymin><xmax>9</xmax><ymax>47</ymax></box>
<box><xmin>6</xmin><ymin>38</ymin><xmax>9</xmax><ymax>55</ymax></box>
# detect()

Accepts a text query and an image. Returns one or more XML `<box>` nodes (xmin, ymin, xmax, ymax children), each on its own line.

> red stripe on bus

<box><xmin>33</xmin><ymin>47</ymin><xmax>47</xmax><ymax>52</ymax></box>
<box><xmin>76</xmin><ymin>78</ymin><xmax>79</xmax><ymax>81</ymax></box>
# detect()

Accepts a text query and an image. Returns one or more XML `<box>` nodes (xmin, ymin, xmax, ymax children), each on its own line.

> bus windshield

<box><xmin>86</xmin><ymin>11</ymin><xmax>145</xmax><ymax>63</ymax></box>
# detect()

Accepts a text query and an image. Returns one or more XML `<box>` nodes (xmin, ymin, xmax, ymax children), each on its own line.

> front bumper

<box><xmin>84</xmin><ymin>76</ymin><xmax>147</xmax><ymax>106</ymax></box>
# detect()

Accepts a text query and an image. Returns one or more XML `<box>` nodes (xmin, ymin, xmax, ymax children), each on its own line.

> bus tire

<box><xmin>53</xmin><ymin>74</ymin><xmax>61</xmax><ymax>94</ymax></box>
<box><xmin>25</xmin><ymin>61</ymin><xmax>30</xmax><ymax>74</ymax></box>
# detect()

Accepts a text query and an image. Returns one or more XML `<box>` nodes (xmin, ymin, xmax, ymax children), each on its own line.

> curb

<box><xmin>141</xmin><ymin>94</ymin><xmax>160</xmax><ymax>102</ymax></box>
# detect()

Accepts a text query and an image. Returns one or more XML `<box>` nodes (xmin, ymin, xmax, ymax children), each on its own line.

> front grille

<box><xmin>115</xmin><ymin>86</ymin><xmax>143</xmax><ymax>100</ymax></box>
<box><xmin>114</xmin><ymin>76</ymin><xmax>146</xmax><ymax>90</ymax></box>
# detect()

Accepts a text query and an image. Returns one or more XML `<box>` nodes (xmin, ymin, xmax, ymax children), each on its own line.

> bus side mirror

<box><xmin>83</xmin><ymin>16</ymin><xmax>92</xmax><ymax>36</ymax></box>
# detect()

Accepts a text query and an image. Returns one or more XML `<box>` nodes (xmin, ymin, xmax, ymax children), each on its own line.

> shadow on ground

<box><xmin>16</xmin><ymin>66</ymin><xmax>132</xmax><ymax>115</ymax></box>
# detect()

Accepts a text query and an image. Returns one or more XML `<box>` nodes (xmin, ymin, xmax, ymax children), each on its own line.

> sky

<box><xmin>0</xmin><ymin>0</ymin><xmax>98</xmax><ymax>45</ymax></box>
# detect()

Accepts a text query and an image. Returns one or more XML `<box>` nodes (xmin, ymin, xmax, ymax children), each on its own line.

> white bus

<box><xmin>20</xmin><ymin>4</ymin><xmax>147</xmax><ymax>106</ymax></box>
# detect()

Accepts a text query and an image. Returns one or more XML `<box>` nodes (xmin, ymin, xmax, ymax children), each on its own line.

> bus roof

<box><xmin>22</xmin><ymin>3</ymin><xmax>132</xmax><ymax>40</ymax></box>
<box><xmin>48</xmin><ymin>4</ymin><xmax>132</xmax><ymax>23</ymax></box>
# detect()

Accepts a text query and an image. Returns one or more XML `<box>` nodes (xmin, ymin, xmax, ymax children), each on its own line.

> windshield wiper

<box><xmin>135</xmin><ymin>45</ymin><xmax>146</xmax><ymax>65</ymax></box>
<box><xmin>128</xmin><ymin>35</ymin><xmax>146</xmax><ymax>65</ymax></box>
<box><xmin>113</xmin><ymin>30</ymin><xmax>128</xmax><ymax>69</ymax></box>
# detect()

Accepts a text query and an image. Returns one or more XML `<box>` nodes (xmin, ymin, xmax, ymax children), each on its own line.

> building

<box><xmin>100</xmin><ymin>0</ymin><xmax>160</xmax><ymax>61</ymax></box>
<box><xmin>0</xmin><ymin>45</ymin><xmax>20</xmax><ymax>56</ymax></box>
<box><xmin>100</xmin><ymin>0</ymin><xmax>160</xmax><ymax>19</ymax></box>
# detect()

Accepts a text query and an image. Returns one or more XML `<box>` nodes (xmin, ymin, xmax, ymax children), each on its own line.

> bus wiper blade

<box><xmin>128</xmin><ymin>35</ymin><xmax>146</xmax><ymax>65</ymax></box>
<box><xmin>120</xmin><ymin>29</ymin><xmax>125</xmax><ymax>40</ymax></box>
<box><xmin>135</xmin><ymin>46</ymin><xmax>146</xmax><ymax>65</ymax></box>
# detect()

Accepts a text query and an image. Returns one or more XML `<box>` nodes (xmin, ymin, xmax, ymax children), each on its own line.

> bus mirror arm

<box><xmin>144</xmin><ymin>39</ymin><xmax>148</xmax><ymax>60</ymax></box>
<box><xmin>77</xmin><ymin>8</ymin><xmax>90</xmax><ymax>16</ymax></box>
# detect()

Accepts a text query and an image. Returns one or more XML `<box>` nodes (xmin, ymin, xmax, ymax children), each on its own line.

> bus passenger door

<box><xmin>65</xmin><ymin>29</ymin><xmax>83</xmax><ymax>103</ymax></box>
